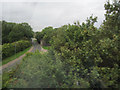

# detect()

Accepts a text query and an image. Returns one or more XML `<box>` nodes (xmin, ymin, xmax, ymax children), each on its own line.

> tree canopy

<box><xmin>35</xmin><ymin>1</ymin><xmax>120</xmax><ymax>88</ymax></box>
<box><xmin>2</xmin><ymin>21</ymin><xmax>34</xmax><ymax>44</ymax></box>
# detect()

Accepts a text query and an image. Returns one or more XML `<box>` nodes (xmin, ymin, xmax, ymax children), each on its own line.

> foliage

<box><xmin>2</xmin><ymin>40</ymin><xmax>31</xmax><ymax>59</ymax></box>
<box><xmin>2</xmin><ymin>47</ymin><xmax>31</xmax><ymax>65</ymax></box>
<box><xmin>35</xmin><ymin>1</ymin><xmax>120</xmax><ymax>88</ymax></box>
<box><xmin>35</xmin><ymin>26</ymin><xmax>54</xmax><ymax>45</ymax></box>
<box><xmin>35</xmin><ymin>32</ymin><xmax>44</xmax><ymax>44</ymax></box>
<box><xmin>4</xmin><ymin>1</ymin><xmax>120</xmax><ymax>88</ymax></box>
<box><xmin>2</xmin><ymin>70</ymin><xmax>16</xmax><ymax>88</ymax></box>
<box><xmin>0</xmin><ymin>45</ymin><xmax>1</xmax><ymax>60</ymax></box>
<box><xmin>97</xmin><ymin>64</ymin><xmax>120</xmax><ymax>88</ymax></box>
<box><xmin>2</xmin><ymin>21</ymin><xmax>34</xmax><ymax>44</ymax></box>
<box><xmin>42</xmin><ymin>46</ymin><xmax>50</xmax><ymax>50</ymax></box>
<box><xmin>7</xmin><ymin>51</ymin><xmax>67</xmax><ymax>88</ymax></box>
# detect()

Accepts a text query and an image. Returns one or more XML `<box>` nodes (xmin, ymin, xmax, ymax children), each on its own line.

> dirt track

<box><xmin>0</xmin><ymin>39</ymin><xmax>46</xmax><ymax>72</ymax></box>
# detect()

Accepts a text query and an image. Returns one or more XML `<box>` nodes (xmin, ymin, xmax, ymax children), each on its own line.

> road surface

<box><xmin>0</xmin><ymin>38</ymin><xmax>42</xmax><ymax>72</ymax></box>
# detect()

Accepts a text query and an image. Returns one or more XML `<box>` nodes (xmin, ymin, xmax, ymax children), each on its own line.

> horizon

<box><xmin>0</xmin><ymin>0</ymin><xmax>109</xmax><ymax>32</ymax></box>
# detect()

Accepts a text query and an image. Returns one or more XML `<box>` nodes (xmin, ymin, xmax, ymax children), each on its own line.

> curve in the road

<box><xmin>0</xmin><ymin>39</ymin><xmax>42</xmax><ymax>72</ymax></box>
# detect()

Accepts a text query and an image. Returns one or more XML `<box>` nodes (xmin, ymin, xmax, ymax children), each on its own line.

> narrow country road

<box><xmin>31</xmin><ymin>39</ymin><xmax>42</xmax><ymax>52</ymax></box>
<box><xmin>0</xmin><ymin>38</ymin><xmax>42</xmax><ymax>72</ymax></box>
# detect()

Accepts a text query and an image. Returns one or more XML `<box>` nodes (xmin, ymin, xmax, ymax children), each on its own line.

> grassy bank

<box><xmin>2</xmin><ymin>47</ymin><xmax>31</xmax><ymax>66</ymax></box>
<box><xmin>42</xmin><ymin>46</ymin><xmax>50</xmax><ymax>50</ymax></box>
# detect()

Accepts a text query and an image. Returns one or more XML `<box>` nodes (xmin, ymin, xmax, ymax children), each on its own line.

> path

<box><xmin>0</xmin><ymin>38</ymin><xmax>45</xmax><ymax>72</ymax></box>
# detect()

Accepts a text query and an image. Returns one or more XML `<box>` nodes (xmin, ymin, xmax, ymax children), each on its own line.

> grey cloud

<box><xmin>1</xmin><ymin>0</ymin><xmax>107</xmax><ymax>31</ymax></box>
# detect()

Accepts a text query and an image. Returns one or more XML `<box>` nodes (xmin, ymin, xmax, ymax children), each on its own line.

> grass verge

<box><xmin>1</xmin><ymin>47</ymin><xmax>31</xmax><ymax>66</ymax></box>
<box><xmin>42</xmin><ymin>46</ymin><xmax>50</xmax><ymax>50</ymax></box>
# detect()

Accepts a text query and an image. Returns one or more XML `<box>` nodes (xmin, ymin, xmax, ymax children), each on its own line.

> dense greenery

<box><xmin>35</xmin><ymin>1</ymin><xmax>120</xmax><ymax>88</ymax></box>
<box><xmin>2</xmin><ymin>47</ymin><xmax>31</xmax><ymax>65</ymax></box>
<box><xmin>35</xmin><ymin>26</ymin><xmax>54</xmax><ymax>45</ymax></box>
<box><xmin>0</xmin><ymin>45</ymin><xmax>1</xmax><ymax>62</ymax></box>
<box><xmin>2</xmin><ymin>40</ymin><xmax>31</xmax><ymax>60</ymax></box>
<box><xmin>42</xmin><ymin>46</ymin><xmax>50</xmax><ymax>50</ymax></box>
<box><xmin>3</xmin><ymin>1</ymin><xmax>120</xmax><ymax>88</ymax></box>
<box><xmin>5</xmin><ymin>51</ymin><xmax>66</xmax><ymax>88</ymax></box>
<box><xmin>5</xmin><ymin>50</ymin><xmax>120</xmax><ymax>88</ymax></box>
<box><xmin>2</xmin><ymin>21</ymin><xmax>33</xmax><ymax>44</ymax></box>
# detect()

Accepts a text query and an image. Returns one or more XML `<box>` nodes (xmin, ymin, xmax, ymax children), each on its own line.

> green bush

<box><xmin>2</xmin><ymin>40</ymin><xmax>31</xmax><ymax>59</ymax></box>
<box><xmin>4</xmin><ymin>1</ymin><xmax>120</xmax><ymax>88</ymax></box>
<box><xmin>7</xmin><ymin>50</ymin><xmax>67</xmax><ymax>88</ymax></box>
<box><xmin>97</xmin><ymin>65</ymin><xmax>120</xmax><ymax>88</ymax></box>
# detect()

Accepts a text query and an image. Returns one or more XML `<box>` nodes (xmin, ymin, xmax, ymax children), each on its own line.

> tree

<box><xmin>2</xmin><ymin>21</ymin><xmax>33</xmax><ymax>44</ymax></box>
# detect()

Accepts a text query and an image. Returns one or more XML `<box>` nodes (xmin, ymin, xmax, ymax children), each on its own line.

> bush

<box><xmin>2</xmin><ymin>40</ymin><xmax>31</xmax><ymax>59</ymax></box>
<box><xmin>7</xmin><ymin>50</ymin><xmax>67</xmax><ymax>88</ymax></box>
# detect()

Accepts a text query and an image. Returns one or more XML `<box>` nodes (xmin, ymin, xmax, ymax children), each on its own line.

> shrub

<box><xmin>2</xmin><ymin>40</ymin><xmax>31</xmax><ymax>59</ymax></box>
<box><xmin>7</xmin><ymin>50</ymin><xmax>67</xmax><ymax>88</ymax></box>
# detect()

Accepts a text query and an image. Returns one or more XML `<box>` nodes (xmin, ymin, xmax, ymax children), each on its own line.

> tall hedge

<box><xmin>2</xmin><ymin>40</ymin><xmax>31</xmax><ymax>60</ymax></box>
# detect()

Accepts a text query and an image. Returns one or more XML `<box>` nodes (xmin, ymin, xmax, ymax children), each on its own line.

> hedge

<box><xmin>2</xmin><ymin>40</ymin><xmax>32</xmax><ymax>60</ymax></box>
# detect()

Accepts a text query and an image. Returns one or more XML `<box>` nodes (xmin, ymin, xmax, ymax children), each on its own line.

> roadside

<box><xmin>0</xmin><ymin>46</ymin><xmax>33</xmax><ymax>72</ymax></box>
<box><xmin>0</xmin><ymin>39</ymin><xmax>48</xmax><ymax>72</ymax></box>
<box><xmin>1</xmin><ymin>39</ymin><xmax>48</xmax><ymax>72</ymax></box>
<box><xmin>1</xmin><ymin>47</ymin><xmax>31</xmax><ymax>66</ymax></box>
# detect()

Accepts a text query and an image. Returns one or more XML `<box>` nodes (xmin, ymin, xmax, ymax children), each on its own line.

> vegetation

<box><xmin>2</xmin><ymin>40</ymin><xmax>32</xmax><ymax>60</ymax></box>
<box><xmin>2</xmin><ymin>21</ymin><xmax>33</xmax><ymax>44</ymax></box>
<box><xmin>0</xmin><ymin>45</ymin><xmax>2</xmax><ymax>64</ymax></box>
<box><xmin>35</xmin><ymin>26</ymin><xmax>54</xmax><ymax>45</ymax></box>
<box><xmin>1</xmin><ymin>47</ymin><xmax>31</xmax><ymax>66</ymax></box>
<box><xmin>2</xmin><ymin>0</ymin><xmax>120</xmax><ymax>89</ymax></box>
<box><xmin>2</xmin><ymin>68</ymin><xmax>17</xmax><ymax>88</ymax></box>
<box><xmin>5</xmin><ymin>51</ymin><xmax>66</xmax><ymax>88</ymax></box>
<box><xmin>42</xmin><ymin>46</ymin><xmax>50</xmax><ymax>50</ymax></box>
<box><xmin>35</xmin><ymin>1</ymin><xmax>120</xmax><ymax>88</ymax></box>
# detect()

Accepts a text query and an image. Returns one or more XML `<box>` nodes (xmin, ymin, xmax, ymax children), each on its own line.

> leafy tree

<box><xmin>2</xmin><ymin>21</ymin><xmax>16</xmax><ymax>44</ymax></box>
<box><xmin>2</xmin><ymin>21</ymin><xmax>33</xmax><ymax>44</ymax></box>
<box><xmin>35</xmin><ymin>26</ymin><xmax>54</xmax><ymax>45</ymax></box>
<box><xmin>8</xmin><ymin>24</ymin><xmax>24</xmax><ymax>42</ymax></box>
<box><xmin>35</xmin><ymin>32</ymin><xmax>44</xmax><ymax>43</ymax></box>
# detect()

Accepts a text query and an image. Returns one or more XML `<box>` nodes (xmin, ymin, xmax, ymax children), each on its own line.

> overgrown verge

<box><xmin>2</xmin><ymin>40</ymin><xmax>32</xmax><ymax>60</ymax></box>
<box><xmin>2</xmin><ymin>47</ymin><xmax>31</xmax><ymax>65</ymax></box>
<box><xmin>3</xmin><ymin>50</ymin><xmax>120</xmax><ymax>88</ymax></box>
<box><xmin>42</xmin><ymin>46</ymin><xmax>50</xmax><ymax>50</ymax></box>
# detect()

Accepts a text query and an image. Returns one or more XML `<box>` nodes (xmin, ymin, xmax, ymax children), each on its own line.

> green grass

<box><xmin>2</xmin><ymin>70</ymin><xmax>16</xmax><ymax>88</ymax></box>
<box><xmin>0</xmin><ymin>45</ymin><xmax>2</xmax><ymax>67</ymax></box>
<box><xmin>1</xmin><ymin>47</ymin><xmax>31</xmax><ymax>66</ymax></box>
<box><xmin>0</xmin><ymin>45</ymin><xmax>2</xmax><ymax>50</ymax></box>
<box><xmin>42</xmin><ymin>46</ymin><xmax>50</xmax><ymax>50</ymax></box>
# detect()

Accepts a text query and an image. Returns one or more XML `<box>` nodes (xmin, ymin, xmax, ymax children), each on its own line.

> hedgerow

<box><xmin>2</xmin><ymin>40</ymin><xmax>31</xmax><ymax>59</ymax></box>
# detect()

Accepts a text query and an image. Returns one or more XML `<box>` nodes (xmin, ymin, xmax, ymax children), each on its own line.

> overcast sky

<box><xmin>0</xmin><ymin>0</ymin><xmax>109</xmax><ymax>32</ymax></box>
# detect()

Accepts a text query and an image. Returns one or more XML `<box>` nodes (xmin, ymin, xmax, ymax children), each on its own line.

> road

<box><xmin>0</xmin><ymin>39</ymin><xmax>42</xmax><ymax>72</ymax></box>
<box><xmin>31</xmin><ymin>39</ymin><xmax>41</xmax><ymax>52</ymax></box>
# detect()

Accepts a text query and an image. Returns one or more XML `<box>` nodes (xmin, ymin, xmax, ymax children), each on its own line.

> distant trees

<box><xmin>35</xmin><ymin>32</ymin><xmax>44</xmax><ymax>44</ymax></box>
<box><xmin>35</xmin><ymin>26</ymin><xmax>54</xmax><ymax>45</ymax></box>
<box><xmin>0</xmin><ymin>21</ymin><xmax>1</xmax><ymax>61</ymax></box>
<box><xmin>2</xmin><ymin>21</ymin><xmax>33</xmax><ymax>44</ymax></box>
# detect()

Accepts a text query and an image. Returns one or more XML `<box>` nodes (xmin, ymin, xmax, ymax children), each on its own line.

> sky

<box><xmin>0</xmin><ymin>0</ymin><xmax>109</xmax><ymax>32</ymax></box>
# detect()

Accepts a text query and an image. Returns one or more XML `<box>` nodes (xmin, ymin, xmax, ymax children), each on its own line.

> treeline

<box><xmin>34</xmin><ymin>1</ymin><xmax>120</xmax><ymax>88</ymax></box>
<box><xmin>1</xmin><ymin>21</ymin><xmax>34</xmax><ymax>59</ymax></box>
<box><xmin>2</xmin><ymin>21</ymin><xmax>34</xmax><ymax>44</ymax></box>
<box><xmin>36</xmin><ymin>26</ymin><xmax>54</xmax><ymax>45</ymax></box>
